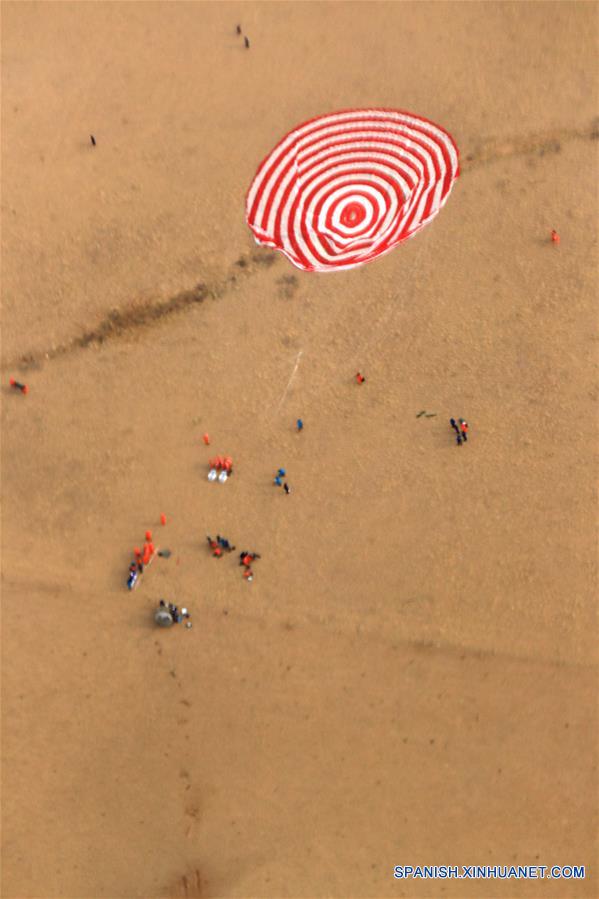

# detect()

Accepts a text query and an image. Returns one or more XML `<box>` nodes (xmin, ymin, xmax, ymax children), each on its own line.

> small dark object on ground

<box><xmin>155</xmin><ymin>605</ymin><xmax>173</xmax><ymax>627</ymax></box>
<box><xmin>158</xmin><ymin>549</ymin><xmax>172</xmax><ymax>558</ymax></box>
<box><xmin>9</xmin><ymin>378</ymin><xmax>28</xmax><ymax>394</ymax></box>
<box><xmin>90</xmin><ymin>134</ymin><xmax>96</xmax><ymax>146</ymax></box>
<box><xmin>236</xmin><ymin>24</ymin><xmax>241</xmax><ymax>34</ymax></box>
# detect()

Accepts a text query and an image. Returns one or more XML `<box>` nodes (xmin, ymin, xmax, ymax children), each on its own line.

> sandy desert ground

<box><xmin>1</xmin><ymin>2</ymin><xmax>598</xmax><ymax>897</ymax></box>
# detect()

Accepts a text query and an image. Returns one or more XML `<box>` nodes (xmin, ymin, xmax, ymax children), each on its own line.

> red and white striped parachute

<box><xmin>246</xmin><ymin>109</ymin><xmax>459</xmax><ymax>272</ymax></box>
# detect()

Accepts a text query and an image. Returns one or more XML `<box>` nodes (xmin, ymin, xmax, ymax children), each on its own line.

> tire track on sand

<box><xmin>460</xmin><ymin>118</ymin><xmax>598</xmax><ymax>171</ymax></box>
<box><xmin>4</xmin><ymin>249</ymin><xmax>279</xmax><ymax>373</ymax></box>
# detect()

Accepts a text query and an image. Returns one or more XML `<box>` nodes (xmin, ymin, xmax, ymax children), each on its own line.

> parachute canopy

<box><xmin>246</xmin><ymin>108</ymin><xmax>460</xmax><ymax>273</ymax></box>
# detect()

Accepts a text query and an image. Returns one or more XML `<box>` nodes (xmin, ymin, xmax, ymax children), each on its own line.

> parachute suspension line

<box><xmin>273</xmin><ymin>349</ymin><xmax>303</xmax><ymax>418</ymax></box>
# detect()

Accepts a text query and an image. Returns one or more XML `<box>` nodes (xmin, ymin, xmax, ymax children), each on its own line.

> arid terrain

<box><xmin>1</xmin><ymin>2</ymin><xmax>597</xmax><ymax>897</ymax></box>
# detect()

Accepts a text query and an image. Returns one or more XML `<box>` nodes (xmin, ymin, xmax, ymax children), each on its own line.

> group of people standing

<box><xmin>450</xmin><ymin>418</ymin><xmax>469</xmax><ymax>446</ymax></box>
<box><xmin>155</xmin><ymin>600</ymin><xmax>192</xmax><ymax>628</ymax></box>
<box><xmin>207</xmin><ymin>535</ymin><xmax>261</xmax><ymax>582</ymax></box>
<box><xmin>207</xmin><ymin>535</ymin><xmax>236</xmax><ymax>557</ymax></box>
<box><xmin>127</xmin><ymin>531</ymin><xmax>156</xmax><ymax>589</ymax></box>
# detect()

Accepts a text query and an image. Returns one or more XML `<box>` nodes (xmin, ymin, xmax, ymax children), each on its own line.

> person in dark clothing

<box><xmin>127</xmin><ymin>563</ymin><xmax>139</xmax><ymax>590</ymax></box>
<box><xmin>283</xmin><ymin>483</ymin><xmax>290</xmax><ymax>494</ymax></box>
<box><xmin>168</xmin><ymin>603</ymin><xmax>182</xmax><ymax>623</ymax></box>
<box><xmin>244</xmin><ymin>36</ymin><xmax>250</xmax><ymax>48</ymax></box>
<box><xmin>450</xmin><ymin>418</ymin><xmax>463</xmax><ymax>445</ymax></box>
<box><xmin>236</xmin><ymin>24</ymin><xmax>241</xmax><ymax>34</ymax></box>
<box><xmin>217</xmin><ymin>536</ymin><xmax>235</xmax><ymax>551</ymax></box>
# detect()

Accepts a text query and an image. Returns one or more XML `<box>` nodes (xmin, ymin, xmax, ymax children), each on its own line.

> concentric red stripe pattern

<box><xmin>246</xmin><ymin>109</ymin><xmax>460</xmax><ymax>272</ymax></box>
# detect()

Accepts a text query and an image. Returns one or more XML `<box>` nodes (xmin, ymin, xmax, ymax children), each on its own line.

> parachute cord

<box><xmin>272</xmin><ymin>349</ymin><xmax>303</xmax><ymax>418</ymax></box>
